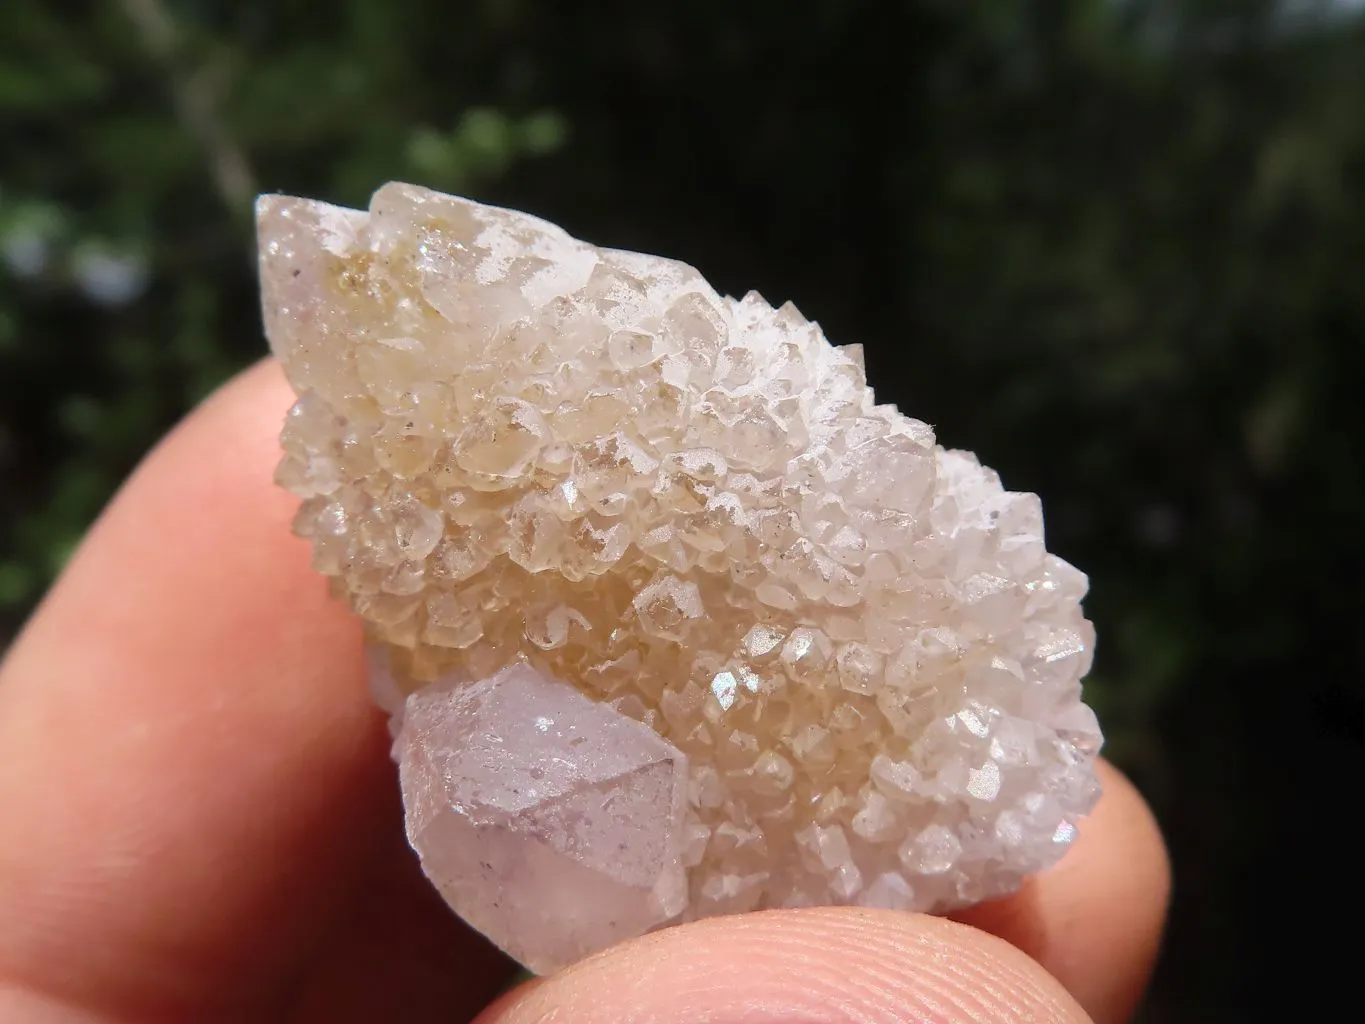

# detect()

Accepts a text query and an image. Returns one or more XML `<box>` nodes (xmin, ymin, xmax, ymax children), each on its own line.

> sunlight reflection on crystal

<box><xmin>710</xmin><ymin>671</ymin><xmax>738</xmax><ymax>711</ymax></box>
<box><xmin>259</xmin><ymin>184</ymin><xmax>1104</xmax><ymax>973</ymax></box>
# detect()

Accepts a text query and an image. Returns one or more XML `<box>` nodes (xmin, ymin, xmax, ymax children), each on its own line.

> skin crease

<box><xmin>0</xmin><ymin>360</ymin><xmax>1169</xmax><ymax>1023</ymax></box>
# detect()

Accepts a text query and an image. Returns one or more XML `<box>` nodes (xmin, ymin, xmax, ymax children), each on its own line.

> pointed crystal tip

<box><xmin>396</xmin><ymin>662</ymin><xmax>690</xmax><ymax>974</ymax></box>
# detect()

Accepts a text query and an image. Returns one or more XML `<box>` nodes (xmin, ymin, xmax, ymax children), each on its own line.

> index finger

<box><xmin>0</xmin><ymin>359</ymin><xmax>510</xmax><ymax>1019</ymax></box>
<box><xmin>952</xmin><ymin>759</ymin><xmax>1169</xmax><ymax>1022</ymax></box>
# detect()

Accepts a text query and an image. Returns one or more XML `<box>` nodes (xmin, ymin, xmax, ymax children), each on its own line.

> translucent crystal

<box><xmin>397</xmin><ymin>662</ymin><xmax>689</xmax><ymax>974</ymax></box>
<box><xmin>257</xmin><ymin>184</ymin><xmax>1104</xmax><ymax>975</ymax></box>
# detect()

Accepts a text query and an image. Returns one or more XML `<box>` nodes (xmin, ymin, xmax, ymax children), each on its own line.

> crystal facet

<box><xmin>257</xmin><ymin>184</ymin><xmax>1104</xmax><ymax>974</ymax></box>
<box><xmin>396</xmin><ymin>661</ymin><xmax>688</xmax><ymax>974</ymax></box>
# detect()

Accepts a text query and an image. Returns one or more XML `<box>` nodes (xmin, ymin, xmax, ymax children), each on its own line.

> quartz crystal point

<box><xmin>396</xmin><ymin>661</ymin><xmax>689</xmax><ymax>974</ymax></box>
<box><xmin>257</xmin><ymin>183</ymin><xmax>1104</xmax><ymax>974</ymax></box>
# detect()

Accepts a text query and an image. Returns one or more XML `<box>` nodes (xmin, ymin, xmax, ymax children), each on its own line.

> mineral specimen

<box><xmin>257</xmin><ymin>184</ymin><xmax>1103</xmax><ymax>974</ymax></box>
<box><xmin>396</xmin><ymin>661</ymin><xmax>689</xmax><ymax>974</ymax></box>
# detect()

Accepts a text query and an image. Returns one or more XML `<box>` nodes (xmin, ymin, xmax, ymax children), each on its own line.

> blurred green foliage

<box><xmin>0</xmin><ymin>0</ymin><xmax>571</xmax><ymax>613</ymax></box>
<box><xmin>2</xmin><ymin>0</ymin><xmax>1362</xmax><ymax>1017</ymax></box>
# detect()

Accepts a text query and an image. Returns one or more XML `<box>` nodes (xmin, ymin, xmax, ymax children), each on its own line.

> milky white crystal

<box><xmin>257</xmin><ymin>183</ymin><xmax>1103</xmax><ymax>974</ymax></box>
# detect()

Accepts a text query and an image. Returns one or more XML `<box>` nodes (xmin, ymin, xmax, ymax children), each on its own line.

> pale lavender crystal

<box><xmin>395</xmin><ymin>662</ymin><xmax>690</xmax><ymax>974</ymax></box>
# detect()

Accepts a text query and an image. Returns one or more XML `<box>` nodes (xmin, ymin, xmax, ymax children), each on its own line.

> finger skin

<box><xmin>952</xmin><ymin>761</ymin><xmax>1170</xmax><ymax>1024</ymax></box>
<box><xmin>0</xmin><ymin>358</ymin><xmax>1166</xmax><ymax>1023</ymax></box>
<box><xmin>286</xmin><ymin>814</ymin><xmax>514</xmax><ymax>1024</ymax></box>
<box><xmin>478</xmin><ymin>908</ymin><xmax>1092</xmax><ymax>1024</ymax></box>
<box><xmin>0</xmin><ymin>360</ymin><xmax>510</xmax><ymax>1018</ymax></box>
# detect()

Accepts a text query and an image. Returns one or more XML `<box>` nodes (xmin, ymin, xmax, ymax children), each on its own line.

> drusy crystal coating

<box><xmin>257</xmin><ymin>184</ymin><xmax>1103</xmax><ymax>974</ymax></box>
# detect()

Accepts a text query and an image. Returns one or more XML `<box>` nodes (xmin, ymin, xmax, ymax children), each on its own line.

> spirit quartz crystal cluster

<box><xmin>257</xmin><ymin>184</ymin><xmax>1103</xmax><ymax>974</ymax></box>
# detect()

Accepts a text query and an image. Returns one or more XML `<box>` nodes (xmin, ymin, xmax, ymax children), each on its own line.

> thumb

<box><xmin>476</xmin><ymin>907</ymin><xmax>1091</xmax><ymax>1024</ymax></box>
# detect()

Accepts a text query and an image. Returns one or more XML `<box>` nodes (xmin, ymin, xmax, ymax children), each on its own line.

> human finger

<box><xmin>477</xmin><ymin>907</ymin><xmax>1092</xmax><ymax>1024</ymax></box>
<box><xmin>0</xmin><ymin>360</ymin><xmax>515</xmax><ymax>1019</ymax></box>
<box><xmin>951</xmin><ymin>760</ymin><xmax>1169</xmax><ymax>1024</ymax></box>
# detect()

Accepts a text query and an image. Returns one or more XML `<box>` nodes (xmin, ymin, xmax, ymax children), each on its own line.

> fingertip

<box><xmin>474</xmin><ymin>908</ymin><xmax>1090</xmax><ymax>1024</ymax></box>
<box><xmin>0</xmin><ymin>357</ymin><xmax>387</xmax><ymax>1015</ymax></box>
<box><xmin>953</xmin><ymin>759</ymin><xmax>1169</xmax><ymax>1023</ymax></box>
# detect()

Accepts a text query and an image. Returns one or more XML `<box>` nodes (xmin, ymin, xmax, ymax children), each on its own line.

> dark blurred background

<box><xmin>2</xmin><ymin>1</ymin><xmax>1363</xmax><ymax>1019</ymax></box>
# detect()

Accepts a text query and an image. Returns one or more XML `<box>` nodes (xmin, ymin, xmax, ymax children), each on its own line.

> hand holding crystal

<box><xmin>0</xmin><ymin>361</ymin><xmax>1168</xmax><ymax>1022</ymax></box>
